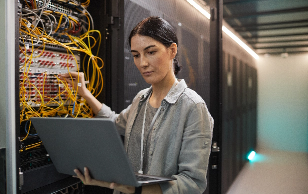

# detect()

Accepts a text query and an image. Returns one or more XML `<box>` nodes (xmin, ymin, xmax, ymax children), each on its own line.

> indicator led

<box><xmin>248</xmin><ymin>151</ymin><xmax>256</xmax><ymax>161</ymax></box>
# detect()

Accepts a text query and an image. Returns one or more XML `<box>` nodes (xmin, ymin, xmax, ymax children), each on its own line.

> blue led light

<box><xmin>248</xmin><ymin>151</ymin><xmax>256</xmax><ymax>161</ymax></box>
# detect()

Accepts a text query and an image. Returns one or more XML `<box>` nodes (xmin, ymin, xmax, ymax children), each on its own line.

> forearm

<box><xmin>140</xmin><ymin>184</ymin><xmax>162</xmax><ymax>194</ymax></box>
<box><xmin>82</xmin><ymin>89</ymin><xmax>103</xmax><ymax>115</ymax></box>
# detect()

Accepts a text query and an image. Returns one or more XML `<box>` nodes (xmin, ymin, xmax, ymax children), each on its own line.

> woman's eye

<box><xmin>133</xmin><ymin>54</ymin><xmax>140</xmax><ymax>58</ymax></box>
<box><xmin>148</xmin><ymin>51</ymin><xmax>156</xmax><ymax>55</ymax></box>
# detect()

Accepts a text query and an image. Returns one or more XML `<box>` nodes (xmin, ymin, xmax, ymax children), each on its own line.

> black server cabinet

<box><xmin>13</xmin><ymin>0</ymin><xmax>111</xmax><ymax>193</ymax></box>
<box><xmin>221</xmin><ymin>51</ymin><xmax>258</xmax><ymax>194</ymax></box>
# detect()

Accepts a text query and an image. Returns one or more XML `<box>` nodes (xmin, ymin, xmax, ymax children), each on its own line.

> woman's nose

<box><xmin>140</xmin><ymin>57</ymin><xmax>149</xmax><ymax>68</ymax></box>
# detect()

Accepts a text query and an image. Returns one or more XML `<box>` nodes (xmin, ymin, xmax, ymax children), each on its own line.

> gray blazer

<box><xmin>97</xmin><ymin>79</ymin><xmax>213</xmax><ymax>194</ymax></box>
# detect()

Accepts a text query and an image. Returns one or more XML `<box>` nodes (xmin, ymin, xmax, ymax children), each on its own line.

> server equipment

<box><xmin>17</xmin><ymin>0</ymin><xmax>105</xmax><ymax>193</ymax></box>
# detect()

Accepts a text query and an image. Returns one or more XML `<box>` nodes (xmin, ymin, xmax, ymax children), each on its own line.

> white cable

<box><xmin>82</xmin><ymin>8</ymin><xmax>94</xmax><ymax>30</ymax></box>
<box><xmin>42</xmin><ymin>13</ymin><xmax>56</xmax><ymax>36</ymax></box>
<box><xmin>42</xmin><ymin>14</ymin><xmax>52</xmax><ymax>35</ymax></box>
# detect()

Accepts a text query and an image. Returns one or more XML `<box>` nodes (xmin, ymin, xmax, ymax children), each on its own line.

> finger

<box><xmin>61</xmin><ymin>74</ymin><xmax>84</xmax><ymax>84</ymax></box>
<box><xmin>84</xmin><ymin>167</ymin><xmax>92</xmax><ymax>182</ymax></box>
<box><xmin>60</xmin><ymin>74</ymin><xmax>76</xmax><ymax>80</ymax></box>
<box><xmin>63</xmin><ymin>78</ymin><xmax>73</xmax><ymax>85</ymax></box>
<box><xmin>113</xmin><ymin>183</ymin><xmax>119</xmax><ymax>188</ymax></box>
<box><xmin>58</xmin><ymin>73</ymin><xmax>71</xmax><ymax>78</ymax></box>
<box><xmin>59</xmin><ymin>72</ymin><xmax>79</xmax><ymax>80</ymax></box>
<box><xmin>74</xmin><ymin>169</ymin><xmax>85</xmax><ymax>183</ymax></box>
<box><xmin>113</xmin><ymin>183</ymin><xmax>121</xmax><ymax>190</ymax></box>
<box><xmin>109</xmin><ymin>182</ymin><xmax>115</xmax><ymax>189</ymax></box>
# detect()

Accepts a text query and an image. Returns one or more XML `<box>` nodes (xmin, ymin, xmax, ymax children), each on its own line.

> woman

<box><xmin>62</xmin><ymin>16</ymin><xmax>213</xmax><ymax>194</ymax></box>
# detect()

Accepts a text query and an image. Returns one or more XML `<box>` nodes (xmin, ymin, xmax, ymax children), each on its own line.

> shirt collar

<box><xmin>140</xmin><ymin>87</ymin><xmax>153</xmax><ymax>102</ymax></box>
<box><xmin>139</xmin><ymin>79</ymin><xmax>187</xmax><ymax>104</ymax></box>
<box><xmin>164</xmin><ymin>79</ymin><xmax>187</xmax><ymax>104</ymax></box>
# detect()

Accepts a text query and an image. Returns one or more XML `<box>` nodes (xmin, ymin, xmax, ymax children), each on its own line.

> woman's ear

<box><xmin>169</xmin><ymin>43</ymin><xmax>178</xmax><ymax>59</ymax></box>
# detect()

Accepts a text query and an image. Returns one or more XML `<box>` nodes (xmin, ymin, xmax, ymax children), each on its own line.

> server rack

<box><xmin>3</xmin><ymin>0</ymin><xmax>112</xmax><ymax>193</ymax></box>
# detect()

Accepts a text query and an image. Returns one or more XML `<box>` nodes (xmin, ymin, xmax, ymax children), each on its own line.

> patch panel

<box><xmin>19</xmin><ymin>37</ymin><xmax>78</xmax><ymax>51</ymax></box>
<box><xmin>19</xmin><ymin>72</ymin><xmax>78</xmax><ymax>107</ymax></box>
<box><xmin>19</xmin><ymin>48</ymin><xmax>80</xmax><ymax>74</ymax></box>
<box><xmin>19</xmin><ymin>47</ymin><xmax>80</xmax><ymax>107</ymax></box>
<box><xmin>38</xmin><ymin>0</ymin><xmax>74</xmax><ymax>15</ymax></box>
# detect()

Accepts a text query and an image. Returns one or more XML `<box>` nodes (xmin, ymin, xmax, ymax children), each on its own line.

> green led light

<box><xmin>248</xmin><ymin>151</ymin><xmax>256</xmax><ymax>161</ymax></box>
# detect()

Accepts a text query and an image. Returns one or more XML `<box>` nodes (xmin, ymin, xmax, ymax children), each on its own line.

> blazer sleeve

<box><xmin>95</xmin><ymin>92</ymin><xmax>142</xmax><ymax>136</ymax></box>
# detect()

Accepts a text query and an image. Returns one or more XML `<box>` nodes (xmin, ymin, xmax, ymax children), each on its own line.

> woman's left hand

<box><xmin>74</xmin><ymin>167</ymin><xmax>136</xmax><ymax>194</ymax></box>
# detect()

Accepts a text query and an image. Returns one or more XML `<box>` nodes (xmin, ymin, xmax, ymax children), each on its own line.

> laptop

<box><xmin>30</xmin><ymin>117</ymin><xmax>175</xmax><ymax>187</ymax></box>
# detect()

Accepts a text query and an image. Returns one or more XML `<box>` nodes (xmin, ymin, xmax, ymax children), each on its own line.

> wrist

<box><xmin>135</xmin><ymin>186</ymin><xmax>142</xmax><ymax>194</ymax></box>
<box><xmin>79</xmin><ymin>88</ymin><xmax>91</xmax><ymax>99</ymax></box>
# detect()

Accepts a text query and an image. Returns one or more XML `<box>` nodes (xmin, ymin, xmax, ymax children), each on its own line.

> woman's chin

<box><xmin>142</xmin><ymin>76</ymin><xmax>155</xmax><ymax>85</ymax></box>
<box><xmin>144</xmin><ymin>79</ymin><xmax>154</xmax><ymax>85</ymax></box>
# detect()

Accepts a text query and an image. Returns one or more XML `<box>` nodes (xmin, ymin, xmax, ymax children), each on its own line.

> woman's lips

<box><xmin>143</xmin><ymin>71</ymin><xmax>153</xmax><ymax>76</ymax></box>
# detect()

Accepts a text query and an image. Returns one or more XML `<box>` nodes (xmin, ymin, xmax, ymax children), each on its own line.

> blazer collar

<box><xmin>139</xmin><ymin>79</ymin><xmax>187</xmax><ymax>104</ymax></box>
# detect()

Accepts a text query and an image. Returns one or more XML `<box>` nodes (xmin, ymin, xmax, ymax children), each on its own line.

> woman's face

<box><xmin>130</xmin><ymin>35</ymin><xmax>177</xmax><ymax>86</ymax></box>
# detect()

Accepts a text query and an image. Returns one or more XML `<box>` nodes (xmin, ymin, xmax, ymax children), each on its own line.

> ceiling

<box><xmin>223</xmin><ymin>0</ymin><xmax>308</xmax><ymax>55</ymax></box>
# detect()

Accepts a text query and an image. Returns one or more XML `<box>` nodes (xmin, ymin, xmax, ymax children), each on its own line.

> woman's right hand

<box><xmin>59</xmin><ymin>72</ymin><xmax>103</xmax><ymax>115</ymax></box>
<box><xmin>59</xmin><ymin>72</ymin><xmax>88</xmax><ymax>97</ymax></box>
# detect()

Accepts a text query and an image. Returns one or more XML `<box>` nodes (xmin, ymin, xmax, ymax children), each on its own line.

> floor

<box><xmin>226</xmin><ymin>149</ymin><xmax>308</xmax><ymax>194</ymax></box>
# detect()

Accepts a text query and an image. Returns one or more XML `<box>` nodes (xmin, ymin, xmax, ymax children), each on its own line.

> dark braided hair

<box><xmin>129</xmin><ymin>17</ymin><xmax>182</xmax><ymax>75</ymax></box>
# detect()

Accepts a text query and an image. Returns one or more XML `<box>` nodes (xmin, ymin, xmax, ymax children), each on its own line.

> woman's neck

<box><xmin>149</xmin><ymin>75</ymin><xmax>177</xmax><ymax>108</ymax></box>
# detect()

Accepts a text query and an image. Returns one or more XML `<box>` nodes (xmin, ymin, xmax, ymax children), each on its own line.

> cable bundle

<box><xmin>19</xmin><ymin>0</ymin><xmax>103</xmax><ymax>142</ymax></box>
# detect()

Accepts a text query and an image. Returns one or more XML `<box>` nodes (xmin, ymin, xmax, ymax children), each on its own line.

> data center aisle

<box><xmin>226</xmin><ymin>149</ymin><xmax>308</xmax><ymax>194</ymax></box>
